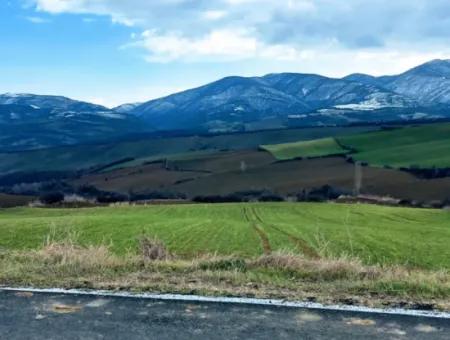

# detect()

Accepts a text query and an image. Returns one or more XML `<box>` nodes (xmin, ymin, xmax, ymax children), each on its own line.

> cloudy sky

<box><xmin>2</xmin><ymin>0</ymin><xmax>450</xmax><ymax>107</ymax></box>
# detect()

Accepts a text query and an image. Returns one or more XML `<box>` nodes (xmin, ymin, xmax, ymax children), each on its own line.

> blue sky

<box><xmin>2</xmin><ymin>0</ymin><xmax>450</xmax><ymax>107</ymax></box>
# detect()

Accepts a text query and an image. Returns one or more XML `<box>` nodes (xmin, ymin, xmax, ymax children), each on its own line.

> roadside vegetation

<box><xmin>1</xmin><ymin>231</ymin><xmax>448</xmax><ymax>311</ymax></box>
<box><xmin>261</xmin><ymin>137</ymin><xmax>347</xmax><ymax>161</ymax></box>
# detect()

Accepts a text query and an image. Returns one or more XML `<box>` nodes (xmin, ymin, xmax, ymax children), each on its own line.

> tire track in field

<box><xmin>250</xmin><ymin>207</ymin><xmax>320</xmax><ymax>259</ymax></box>
<box><xmin>242</xmin><ymin>207</ymin><xmax>272</xmax><ymax>255</ymax></box>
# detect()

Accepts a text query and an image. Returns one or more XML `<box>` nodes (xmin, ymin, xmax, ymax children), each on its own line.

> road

<box><xmin>0</xmin><ymin>290</ymin><xmax>449</xmax><ymax>339</ymax></box>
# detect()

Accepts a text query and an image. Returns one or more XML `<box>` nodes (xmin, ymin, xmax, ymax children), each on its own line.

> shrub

<box><xmin>192</xmin><ymin>190</ymin><xmax>285</xmax><ymax>203</ymax></box>
<box><xmin>130</xmin><ymin>191</ymin><xmax>186</xmax><ymax>201</ymax></box>
<box><xmin>259</xmin><ymin>193</ymin><xmax>284</xmax><ymax>202</ymax></box>
<box><xmin>96</xmin><ymin>192</ymin><xmax>128</xmax><ymax>203</ymax></box>
<box><xmin>139</xmin><ymin>236</ymin><xmax>170</xmax><ymax>261</ymax></box>
<box><xmin>306</xmin><ymin>185</ymin><xmax>349</xmax><ymax>202</ymax></box>
<box><xmin>39</xmin><ymin>192</ymin><xmax>64</xmax><ymax>205</ymax></box>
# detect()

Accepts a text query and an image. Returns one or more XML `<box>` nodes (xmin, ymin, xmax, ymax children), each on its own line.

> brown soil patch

<box><xmin>76</xmin><ymin>150</ymin><xmax>450</xmax><ymax>202</ymax></box>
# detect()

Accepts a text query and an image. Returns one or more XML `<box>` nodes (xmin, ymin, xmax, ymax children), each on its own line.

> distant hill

<box><xmin>2</xmin><ymin>59</ymin><xmax>450</xmax><ymax>151</ymax></box>
<box><xmin>126</xmin><ymin>59</ymin><xmax>450</xmax><ymax>132</ymax></box>
<box><xmin>0</xmin><ymin>94</ymin><xmax>149</xmax><ymax>151</ymax></box>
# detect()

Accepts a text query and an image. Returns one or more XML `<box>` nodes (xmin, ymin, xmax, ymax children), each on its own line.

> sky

<box><xmin>2</xmin><ymin>0</ymin><xmax>450</xmax><ymax>108</ymax></box>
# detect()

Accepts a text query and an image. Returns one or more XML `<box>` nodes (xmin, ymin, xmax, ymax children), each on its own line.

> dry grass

<box><xmin>251</xmin><ymin>252</ymin><xmax>381</xmax><ymax>281</ymax></box>
<box><xmin>0</xmin><ymin>238</ymin><xmax>449</xmax><ymax>311</ymax></box>
<box><xmin>139</xmin><ymin>236</ymin><xmax>171</xmax><ymax>261</ymax></box>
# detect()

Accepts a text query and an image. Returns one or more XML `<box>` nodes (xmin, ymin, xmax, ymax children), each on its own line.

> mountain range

<box><xmin>1</xmin><ymin>59</ymin><xmax>450</xmax><ymax>151</ymax></box>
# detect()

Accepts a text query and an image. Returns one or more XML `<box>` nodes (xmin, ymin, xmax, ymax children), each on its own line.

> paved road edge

<box><xmin>1</xmin><ymin>286</ymin><xmax>449</xmax><ymax>319</ymax></box>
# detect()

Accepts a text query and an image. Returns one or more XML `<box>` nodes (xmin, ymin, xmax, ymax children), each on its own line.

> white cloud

<box><xmin>78</xmin><ymin>85</ymin><xmax>190</xmax><ymax>108</ymax></box>
<box><xmin>130</xmin><ymin>28</ymin><xmax>313</xmax><ymax>63</ymax></box>
<box><xmin>202</xmin><ymin>10</ymin><xmax>227</xmax><ymax>20</ymax></box>
<box><xmin>25</xmin><ymin>16</ymin><xmax>50</xmax><ymax>24</ymax></box>
<box><xmin>31</xmin><ymin>0</ymin><xmax>450</xmax><ymax>69</ymax></box>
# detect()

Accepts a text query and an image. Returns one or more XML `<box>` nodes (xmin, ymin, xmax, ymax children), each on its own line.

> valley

<box><xmin>0</xmin><ymin>60</ymin><xmax>449</xmax><ymax>313</ymax></box>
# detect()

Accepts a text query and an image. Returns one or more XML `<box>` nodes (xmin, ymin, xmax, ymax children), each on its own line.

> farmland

<box><xmin>0</xmin><ymin>126</ymin><xmax>375</xmax><ymax>174</ymax></box>
<box><xmin>338</xmin><ymin>123</ymin><xmax>450</xmax><ymax>168</ymax></box>
<box><xmin>261</xmin><ymin>137</ymin><xmax>347</xmax><ymax>161</ymax></box>
<box><xmin>257</xmin><ymin>122</ymin><xmax>450</xmax><ymax>168</ymax></box>
<box><xmin>74</xmin><ymin>153</ymin><xmax>450</xmax><ymax>202</ymax></box>
<box><xmin>1</xmin><ymin>202</ymin><xmax>449</xmax><ymax>269</ymax></box>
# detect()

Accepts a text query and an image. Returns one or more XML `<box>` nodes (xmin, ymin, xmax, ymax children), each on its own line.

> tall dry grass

<box><xmin>0</xmin><ymin>234</ymin><xmax>448</xmax><ymax>309</ymax></box>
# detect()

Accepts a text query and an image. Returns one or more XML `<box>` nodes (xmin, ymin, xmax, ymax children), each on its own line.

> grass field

<box><xmin>1</xmin><ymin>202</ymin><xmax>449</xmax><ymax>270</ymax></box>
<box><xmin>261</xmin><ymin>137</ymin><xmax>347</xmax><ymax>161</ymax></box>
<box><xmin>338</xmin><ymin>123</ymin><xmax>450</xmax><ymax>168</ymax></box>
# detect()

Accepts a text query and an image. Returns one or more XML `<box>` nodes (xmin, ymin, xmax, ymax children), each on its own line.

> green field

<box><xmin>1</xmin><ymin>202</ymin><xmax>449</xmax><ymax>269</ymax></box>
<box><xmin>338</xmin><ymin>123</ymin><xmax>450</xmax><ymax>168</ymax></box>
<box><xmin>261</xmin><ymin>137</ymin><xmax>347</xmax><ymax>161</ymax></box>
<box><xmin>0</xmin><ymin>126</ymin><xmax>375</xmax><ymax>174</ymax></box>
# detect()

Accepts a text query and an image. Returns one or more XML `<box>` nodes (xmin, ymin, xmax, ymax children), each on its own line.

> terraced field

<box><xmin>1</xmin><ymin>202</ymin><xmax>449</xmax><ymax>269</ymax></box>
<box><xmin>261</xmin><ymin>137</ymin><xmax>348</xmax><ymax>161</ymax></box>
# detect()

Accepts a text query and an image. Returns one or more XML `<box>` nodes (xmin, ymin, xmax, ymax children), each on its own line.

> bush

<box><xmin>259</xmin><ymin>193</ymin><xmax>284</xmax><ymax>202</ymax></box>
<box><xmin>139</xmin><ymin>236</ymin><xmax>170</xmax><ymax>261</ymax></box>
<box><xmin>96</xmin><ymin>192</ymin><xmax>128</xmax><ymax>203</ymax></box>
<box><xmin>305</xmin><ymin>185</ymin><xmax>349</xmax><ymax>202</ymax></box>
<box><xmin>76</xmin><ymin>184</ymin><xmax>101</xmax><ymax>197</ymax></box>
<box><xmin>192</xmin><ymin>190</ymin><xmax>285</xmax><ymax>203</ymax></box>
<box><xmin>39</xmin><ymin>192</ymin><xmax>64</xmax><ymax>205</ymax></box>
<box><xmin>130</xmin><ymin>191</ymin><xmax>186</xmax><ymax>201</ymax></box>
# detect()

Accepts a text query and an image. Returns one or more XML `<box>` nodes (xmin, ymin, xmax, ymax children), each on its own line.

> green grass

<box><xmin>1</xmin><ymin>202</ymin><xmax>449</xmax><ymax>269</ymax></box>
<box><xmin>338</xmin><ymin>123</ymin><xmax>450</xmax><ymax>168</ymax></box>
<box><xmin>261</xmin><ymin>137</ymin><xmax>347</xmax><ymax>161</ymax></box>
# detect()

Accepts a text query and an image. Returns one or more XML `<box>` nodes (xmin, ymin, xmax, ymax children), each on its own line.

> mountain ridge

<box><xmin>2</xmin><ymin>59</ymin><xmax>450</xmax><ymax>150</ymax></box>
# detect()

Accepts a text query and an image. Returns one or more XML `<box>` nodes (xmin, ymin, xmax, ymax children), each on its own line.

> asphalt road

<box><xmin>0</xmin><ymin>290</ymin><xmax>449</xmax><ymax>339</ymax></box>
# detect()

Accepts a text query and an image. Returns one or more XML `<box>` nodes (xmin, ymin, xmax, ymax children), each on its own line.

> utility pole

<box><xmin>354</xmin><ymin>161</ymin><xmax>362</xmax><ymax>196</ymax></box>
<box><xmin>240</xmin><ymin>160</ymin><xmax>247</xmax><ymax>173</ymax></box>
